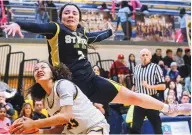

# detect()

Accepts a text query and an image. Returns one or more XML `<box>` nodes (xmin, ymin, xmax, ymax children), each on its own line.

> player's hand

<box><xmin>10</xmin><ymin>117</ymin><xmax>24</xmax><ymax>134</ymax></box>
<box><xmin>94</xmin><ymin>103</ymin><xmax>105</xmax><ymax>114</ymax></box>
<box><xmin>1</xmin><ymin>23</ymin><xmax>24</xmax><ymax>38</ymax></box>
<box><xmin>10</xmin><ymin>117</ymin><xmax>38</xmax><ymax>134</ymax></box>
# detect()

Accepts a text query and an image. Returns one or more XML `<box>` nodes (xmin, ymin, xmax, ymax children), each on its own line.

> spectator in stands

<box><xmin>19</xmin><ymin>103</ymin><xmax>35</xmax><ymax>119</ymax></box>
<box><xmin>183</xmin><ymin>48</ymin><xmax>191</xmax><ymax>67</ymax></box>
<box><xmin>165</xmin><ymin>75</ymin><xmax>171</xmax><ymax>88</ymax></box>
<box><xmin>182</xmin><ymin>90</ymin><xmax>191</xmax><ymax>100</ymax></box>
<box><xmin>151</xmin><ymin>48</ymin><xmax>163</xmax><ymax>64</ymax></box>
<box><xmin>176</xmin><ymin>75</ymin><xmax>183</xmax><ymax>100</ymax></box>
<box><xmin>164</xmin><ymin>81</ymin><xmax>178</xmax><ymax>102</ymax></box>
<box><xmin>182</xmin><ymin>90</ymin><xmax>191</xmax><ymax>98</ymax></box>
<box><xmin>0</xmin><ymin>106</ymin><xmax>11</xmax><ymax>134</ymax></box>
<box><xmin>100</xmin><ymin>2</ymin><xmax>109</xmax><ymax>11</ymax></box>
<box><xmin>180</xmin><ymin>94</ymin><xmax>190</xmax><ymax>104</ymax></box>
<box><xmin>174</xmin><ymin>48</ymin><xmax>184</xmax><ymax>67</ymax></box>
<box><xmin>127</xmin><ymin>54</ymin><xmax>137</xmax><ymax>74</ymax></box>
<box><xmin>92</xmin><ymin>65</ymin><xmax>109</xmax><ymax>79</ymax></box>
<box><xmin>92</xmin><ymin>65</ymin><xmax>101</xmax><ymax>76</ymax></box>
<box><xmin>158</xmin><ymin>60</ymin><xmax>167</xmax><ymax>77</ymax></box>
<box><xmin>0</xmin><ymin>92</ymin><xmax>14</xmax><ymax>119</ymax></box>
<box><xmin>116</xmin><ymin>1</ymin><xmax>132</xmax><ymax>40</ymax></box>
<box><xmin>163</xmin><ymin>49</ymin><xmax>174</xmax><ymax>68</ymax></box>
<box><xmin>1</xmin><ymin>0</ymin><xmax>12</xmax><ymax>22</ymax></box>
<box><xmin>179</xmin><ymin>8</ymin><xmax>189</xmax><ymax>42</ymax></box>
<box><xmin>182</xmin><ymin>91</ymin><xmax>191</xmax><ymax>101</ymax></box>
<box><xmin>157</xmin><ymin>60</ymin><xmax>167</xmax><ymax>101</ymax></box>
<box><xmin>140</xmin><ymin>5</ymin><xmax>149</xmax><ymax>15</ymax></box>
<box><xmin>185</xmin><ymin>76</ymin><xmax>191</xmax><ymax>93</ymax></box>
<box><xmin>33</xmin><ymin>100</ymin><xmax>46</xmax><ymax>120</ymax></box>
<box><xmin>46</xmin><ymin>1</ymin><xmax>58</xmax><ymax>22</ymax></box>
<box><xmin>35</xmin><ymin>0</ymin><xmax>49</xmax><ymax>38</ymax></box>
<box><xmin>110</xmin><ymin>54</ymin><xmax>129</xmax><ymax>85</ymax></box>
<box><xmin>130</xmin><ymin>0</ymin><xmax>141</xmax><ymax>19</ymax></box>
<box><xmin>167</xmin><ymin>62</ymin><xmax>179</xmax><ymax>81</ymax></box>
<box><xmin>165</xmin><ymin>95</ymin><xmax>177</xmax><ymax>105</ymax></box>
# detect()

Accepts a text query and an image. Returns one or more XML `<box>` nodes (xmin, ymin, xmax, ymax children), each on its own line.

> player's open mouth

<box><xmin>37</xmin><ymin>72</ymin><xmax>45</xmax><ymax>78</ymax></box>
<box><xmin>67</xmin><ymin>20</ymin><xmax>74</xmax><ymax>23</ymax></box>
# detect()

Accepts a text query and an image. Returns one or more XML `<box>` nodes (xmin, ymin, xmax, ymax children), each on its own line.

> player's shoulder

<box><xmin>55</xmin><ymin>79</ymin><xmax>73</xmax><ymax>87</ymax></box>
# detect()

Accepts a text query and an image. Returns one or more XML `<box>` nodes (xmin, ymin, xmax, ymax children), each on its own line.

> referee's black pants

<box><xmin>130</xmin><ymin>95</ymin><xmax>162</xmax><ymax>134</ymax></box>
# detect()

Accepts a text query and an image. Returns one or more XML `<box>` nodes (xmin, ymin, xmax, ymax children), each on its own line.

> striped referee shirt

<box><xmin>133</xmin><ymin>62</ymin><xmax>165</xmax><ymax>95</ymax></box>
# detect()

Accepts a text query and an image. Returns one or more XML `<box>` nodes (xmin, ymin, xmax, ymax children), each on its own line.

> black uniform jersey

<box><xmin>16</xmin><ymin>22</ymin><xmax>112</xmax><ymax>82</ymax></box>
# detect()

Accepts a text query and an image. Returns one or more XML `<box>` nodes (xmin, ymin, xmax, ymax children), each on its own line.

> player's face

<box><xmin>140</xmin><ymin>50</ymin><xmax>152</xmax><ymax>65</ymax></box>
<box><xmin>33</xmin><ymin>62</ymin><xmax>53</xmax><ymax>83</ymax></box>
<box><xmin>61</xmin><ymin>5</ymin><xmax>80</xmax><ymax>30</ymax></box>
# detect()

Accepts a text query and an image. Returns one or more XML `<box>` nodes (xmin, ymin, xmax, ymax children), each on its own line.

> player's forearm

<box><xmin>34</xmin><ymin>113</ymin><xmax>71</xmax><ymax>129</ymax></box>
<box><xmin>39</xmin><ymin>126</ymin><xmax>64</xmax><ymax>134</ymax></box>
<box><xmin>87</xmin><ymin>29</ymin><xmax>112</xmax><ymax>44</ymax></box>
<box><xmin>15</xmin><ymin>21</ymin><xmax>56</xmax><ymax>36</ymax></box>
<box><xmin>148</xmin><ymin>84</ymin><xmax>166</xmax><ymax>91</ymax></box>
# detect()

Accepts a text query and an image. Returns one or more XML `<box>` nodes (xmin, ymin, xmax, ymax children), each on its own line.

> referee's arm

<box><xmin>142</xmin><ymin>65</ymin><xmax>166</xmax><ymax>91</ymax></box>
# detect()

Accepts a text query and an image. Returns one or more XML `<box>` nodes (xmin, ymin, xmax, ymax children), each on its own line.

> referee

<box><xmin>130</xmin><ymin>48</ymin><xmax>166</xmax><ymax>134</ymax></box>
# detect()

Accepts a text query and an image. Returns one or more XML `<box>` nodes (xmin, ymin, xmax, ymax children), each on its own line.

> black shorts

<box><xmin>73</xmin><ymin>75</ymin><xmax>122</xmax><ymax>104</ymax></box>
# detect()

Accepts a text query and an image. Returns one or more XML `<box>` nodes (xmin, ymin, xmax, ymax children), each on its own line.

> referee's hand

<box><xmin>142</xmin><ymin>81</ymin><xmax>150</xmax><ymax>88</ymax></box>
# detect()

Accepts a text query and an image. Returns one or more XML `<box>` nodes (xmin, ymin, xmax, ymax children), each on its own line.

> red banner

<box><xmin>0</xmin><ymin>0</ymin><xmax>7</xmax><ymax>25</ymax></box>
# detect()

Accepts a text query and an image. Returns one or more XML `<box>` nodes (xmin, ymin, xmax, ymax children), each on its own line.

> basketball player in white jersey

<box><xmin>10</xmin><ymin>61</ymin><xmax>109</xmax><ymax>134</ymax></box>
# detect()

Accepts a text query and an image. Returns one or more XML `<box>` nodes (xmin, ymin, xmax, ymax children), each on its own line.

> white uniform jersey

<box><xmin>44</xmin><ymin>79</ymin><xmax>105</xmax><ymax>134</ymax></box>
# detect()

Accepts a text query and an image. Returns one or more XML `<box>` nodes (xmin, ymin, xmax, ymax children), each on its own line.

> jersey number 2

<box><xmin>78</xmin><ymin>50</ymin><xmax>85</xmax><ymax>60</ymax></box>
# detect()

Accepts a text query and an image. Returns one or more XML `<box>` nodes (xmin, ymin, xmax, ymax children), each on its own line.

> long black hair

<box><xmin>59</xmin><ymin>3</ymin><xmax>82</xmax><ymax>21</ymax></box>
<box><xmin>28</xmin><ymin>61</ymin><xmax>72</xmax><ymax>100</ymax></box>
<box><xmin>121</xmin><ymin>1</ymin><xmax>133</xmax><ymax>11</ymax></box>
<box><xmin>179</xmin><ymin>8</ymin><xmax>186</xmax><ymax>17</ymax></box>
<box><xmin>128</xmin><ymin>54</ymin><xmax>136</xmax><ymax>73</ymax></box>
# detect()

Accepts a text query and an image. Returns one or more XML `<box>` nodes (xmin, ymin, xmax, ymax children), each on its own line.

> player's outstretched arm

<box><xmin>85</xmin><ymin>22</ymin><xmax>114</xmax><ymax>44</ymax></box>
<box><xmin>1</xmin><ymin>22</ymin><xmax>57</xmax><ymax>39</ymax></box>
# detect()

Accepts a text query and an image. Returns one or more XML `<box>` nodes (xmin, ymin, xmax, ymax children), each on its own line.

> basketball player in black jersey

<box><xmin>1</xmin><ymin>3</ymin><xmax>190</xmax><ymax>117</ymax></box>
